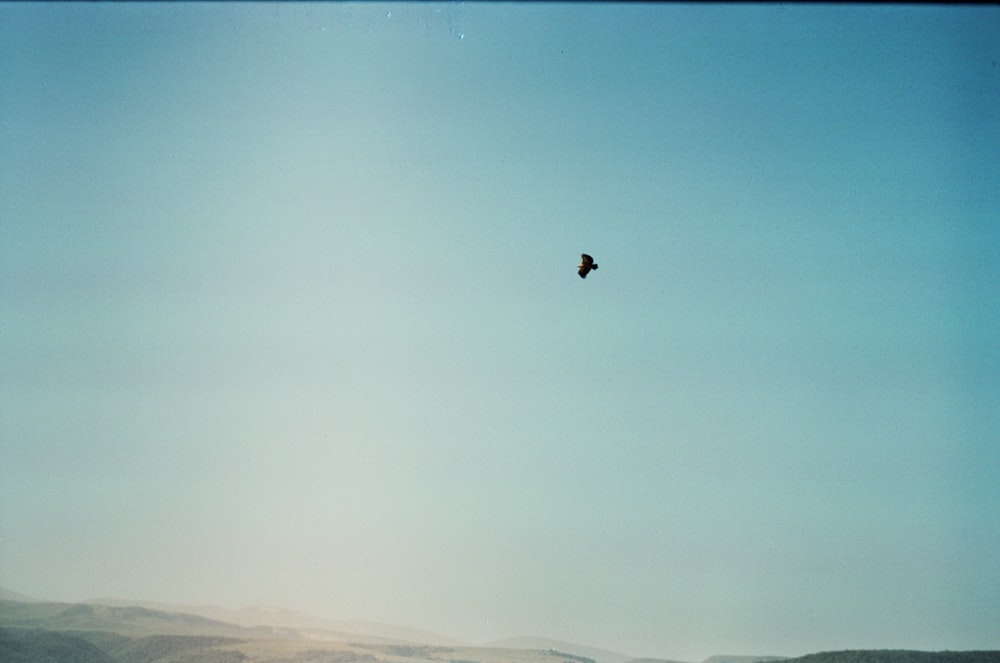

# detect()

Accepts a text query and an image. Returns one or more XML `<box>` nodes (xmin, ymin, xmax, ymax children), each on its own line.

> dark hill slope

<box><xmin>0</xmin><ymin>627</ymin><xmax>247</xmax><ymax>663</ymax></box>
<box><xmin>100</xmin><ymin>633</ymin><xmax>246</xmax><ymax>663</ymax></box>
<box><xmin>785</xmin><ymin>652</ymin><xmax>1000</xmax><ymax>663</ymax></box>
<box><xmin>0</xmin><ymin>627</ymin><xmax>117</xmax><ymax>663</ymax></box>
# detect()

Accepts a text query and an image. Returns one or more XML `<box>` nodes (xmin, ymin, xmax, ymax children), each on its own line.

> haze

<box><xmin>1</xmin><ymin>4</ymin><xmax>998</xmax><ymax>662</ymax></box>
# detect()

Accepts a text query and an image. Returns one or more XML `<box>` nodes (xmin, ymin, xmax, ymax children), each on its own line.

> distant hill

<box><xmin>0</xmin><ymin>598</ymin><xmax>636</xmax><ymax>663</ymax></box>
<box><xmin>83</xmin><ymin>597</ymin><xmax>464</xmax><ymax>646</ymax></box>
<box><xmin>0</xmin><ymin>588</ymin><xmax>42</xmax><ymax>603</ymax></box>
<box><xmin>487</xmin><ymin>635</ymin><xmax>632</xmax><ymax>663</ymax></box>
<box><xmin>0</xmin><ymin>599</ymin><xmax>281</xmax><ymax>640</ymax></box>
<box><xmin>2</xmin><ymin>591</ymin><xmax>996</xmax><ymax>663</ymax></box>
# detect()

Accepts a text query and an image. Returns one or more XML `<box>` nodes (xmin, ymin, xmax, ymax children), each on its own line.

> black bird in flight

<box><xmin>578</xmin><ymin>253</ymin><xmax>598</xmax><ymax>279</ymax></box>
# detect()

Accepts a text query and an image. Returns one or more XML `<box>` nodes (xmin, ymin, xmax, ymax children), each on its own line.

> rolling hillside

<box><xmin>0</xmin><ymin>599</ymin><xmax>284</xmax><ymax>639</ymax></box>
<box><xmin>0</xmin><ymin>598</ymin><xmax>610</xmax><ymax>663</ymax></box>
<box><xmin>1</xmin><ymin>595</ymin><xmax>996</xmax><ymax>663</ymax></box>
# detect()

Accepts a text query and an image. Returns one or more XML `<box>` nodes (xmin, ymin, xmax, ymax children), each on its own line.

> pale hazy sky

<box><xmin>1</xmin><ymin>4</ymin><xmax>998</xmax><ymax>662</ymax></box>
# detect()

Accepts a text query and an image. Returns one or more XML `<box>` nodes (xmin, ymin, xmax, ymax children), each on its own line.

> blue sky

<box><xmin>1</xmin><ymin>3</ymin><xmax>998</xmax><ymax>661</ymax></box>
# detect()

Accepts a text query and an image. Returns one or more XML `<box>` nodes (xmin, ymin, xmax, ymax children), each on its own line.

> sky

<box><xmin>1</xmin><ymin>3</ymin><xmax>999</xmax><ymax>661</ymax></box>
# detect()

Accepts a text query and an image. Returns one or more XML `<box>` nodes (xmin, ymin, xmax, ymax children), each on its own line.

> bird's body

<box><xmin>578</xmin><ymin>253</ymin><xmax>598</xmax><ymax>279</ymax></box>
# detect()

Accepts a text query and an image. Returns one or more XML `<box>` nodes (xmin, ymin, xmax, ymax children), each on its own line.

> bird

<box><xmin>578</xmin><ymin>253</ymin><xmax>598</xmax><ymax>279</ymax></box>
